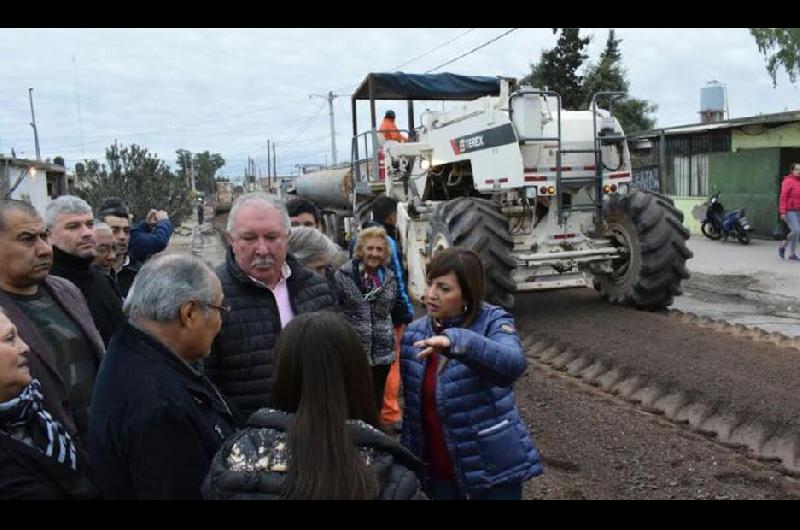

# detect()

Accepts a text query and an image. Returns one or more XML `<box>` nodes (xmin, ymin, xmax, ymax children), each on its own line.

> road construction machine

<box><xmin>296</xmin><ymin>72</ymin><xmax>692</xmax><ymax>309</ymax></box>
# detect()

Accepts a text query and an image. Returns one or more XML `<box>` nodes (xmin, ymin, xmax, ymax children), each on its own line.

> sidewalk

<box><xmin>684</xmin><ymin>235</ymin><xmax>800</xmax><ymax>308</ymax></box>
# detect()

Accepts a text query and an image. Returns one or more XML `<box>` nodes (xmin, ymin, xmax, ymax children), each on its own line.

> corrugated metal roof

<box><xmin>631</xmin><ymin>110</ymin><xmax>800</xmax><ymax>138</ymax></box>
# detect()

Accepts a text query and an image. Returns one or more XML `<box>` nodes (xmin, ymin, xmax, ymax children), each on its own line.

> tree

<box><xmin>175</xmin><ymin>150</ymin><xmax>226</xmax><ymax>194</ymax></box>
<box><xmin>581</xmin><ymin>30</ymin><xmax>657</xmax><ymax>134</ymax></box>
<box><xmin>522</xmin><ymin>28</ymin><xmax>591</xmax><ymax>109</ymax></box>
<box><xmin>751</xmin><ymin>28</ymin><xmax>800</xmax><ymax>86</ymax></box>
<box><xmin>74</xmin><ymin>143</ymin><xmax>192</xmax><ymax>224</ymax></box>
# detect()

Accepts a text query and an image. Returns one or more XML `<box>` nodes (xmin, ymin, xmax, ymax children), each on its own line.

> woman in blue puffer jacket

<box><xmin>400</xmin><ymin>247</ymin><xmax>542</xmax><ymax>500</ymax></box>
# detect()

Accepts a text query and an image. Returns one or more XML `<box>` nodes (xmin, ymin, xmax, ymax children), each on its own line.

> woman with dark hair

<box><xmin>335</xmin><ymin>226</ymin><xmax>413</xmax><ymax>413</ymax></box>
<box><xmin>202</xmin><ymin>311</ymin><xmax>425</xmax><ymax>500</ymax></box>
<box><xmin>0</xmin><ymin>307</ymin><xmax>98</xmax><ymax>499</ymax></box>
<box><xmin>400</xmin><ymin>247</ymin><xmax>542</xmax><ymax>500</ymax></box>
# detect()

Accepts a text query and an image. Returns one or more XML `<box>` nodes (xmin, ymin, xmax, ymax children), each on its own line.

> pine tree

<box><xmin>581</xmin><ymin>30</ymin><xmax>657</xmax><ymax>134</ymax></box>
<box><xmin>522</xmin><ymin>28</ymin><xmax>591</xmax><ymax>110</ymax></box>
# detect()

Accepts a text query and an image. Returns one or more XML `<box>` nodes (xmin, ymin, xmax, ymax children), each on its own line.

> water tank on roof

<box><xmin>700</xmin><ymin>81</ymin><xmax>726</xmax><ymax>113</ymax></box>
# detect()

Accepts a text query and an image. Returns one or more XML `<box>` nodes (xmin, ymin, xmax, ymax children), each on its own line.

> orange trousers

<box><xmin>380</xmin><ymin>324</ymin><xmax>405</xmax><ymax>424</ymax></box>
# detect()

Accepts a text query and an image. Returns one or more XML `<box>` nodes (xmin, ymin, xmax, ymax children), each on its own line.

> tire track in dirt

<box><xmin>513</xmin><ymin>288</ymin><xmax>800</xmax><ymax>474</ymax></box>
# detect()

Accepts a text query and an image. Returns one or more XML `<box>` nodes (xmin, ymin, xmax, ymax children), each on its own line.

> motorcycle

<box><xmin>700</xmin><ymin>191</ymin><xmax>752</xmax><ymax>244</ymax></box>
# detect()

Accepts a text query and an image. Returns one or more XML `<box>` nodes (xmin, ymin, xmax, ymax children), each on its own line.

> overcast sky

<box><xmin>1</xmin><ymin>28</ymin><xmax>798</xmax><ymax>178</ymax></box>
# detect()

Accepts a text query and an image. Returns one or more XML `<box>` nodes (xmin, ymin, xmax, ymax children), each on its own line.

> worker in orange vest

<box><xmin>379</xmin><ymin>110</ymin><xmax>407</xmax><ymax>143</ymax></box>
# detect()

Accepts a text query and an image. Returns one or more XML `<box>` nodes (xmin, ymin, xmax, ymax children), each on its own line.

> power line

<box><xmin>43</xmin><ymin>97</ymin><xmax>312</xmax><ymax>152</ymax></box>
<box><xmin>277</xmin><ymin>100</ymin><xmax>328</xmax><ymax>145</ymax></box>
<box><xmin>392</xmin><ymin>28</ymin><xmax>478</xmax><ymax>70</ymax></box>
<box><xmin>328</xmin><ymin>28</ymin><xmax>480</xmax><ymax>95</ymax></box>
<box><xmin>425</xmin><ymin>28</ymin><xmax>520</xmax><ymax>73</ymax></box>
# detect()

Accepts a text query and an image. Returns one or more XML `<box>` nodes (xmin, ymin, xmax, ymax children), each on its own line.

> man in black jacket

<box><xmin>89</xmin><ymin>254</ymin><xmax>236</xmax><ymax>500</ymax></box>
<box><xmin>97</xmin><ymin>200</ymin><xmax>142</xmax><ymax>298</ymax></box>
<box><xmin>45</xmin><ymin>195</ymin><xmax>126</xmax><ymax>346</ymax></box>
<box><xmin>204</xmin><ymin>193</ymin><xmax>339</xmax><ymax>419</ymax></box>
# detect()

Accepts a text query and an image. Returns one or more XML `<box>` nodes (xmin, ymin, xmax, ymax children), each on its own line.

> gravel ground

<box><xmin>517</xmin><ymin>363</ymin><xmax>800</xmax><ymax>500</ymax></box>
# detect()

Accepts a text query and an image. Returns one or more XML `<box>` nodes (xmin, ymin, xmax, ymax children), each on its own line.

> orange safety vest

<box><xmin>379</xmin><ymin>117</ymin><xmax>406</xmax><ymax>142</ymax></box>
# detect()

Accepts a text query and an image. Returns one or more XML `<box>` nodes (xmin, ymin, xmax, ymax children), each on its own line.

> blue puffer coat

<box><xmin>400</xmin><ymin>303</ymin><xmax>542</xmax><ymax>494</ymax></box>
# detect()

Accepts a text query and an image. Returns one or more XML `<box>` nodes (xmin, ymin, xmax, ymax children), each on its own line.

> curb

<box><xmin>685</xmin><ymin>272</ymin><xmax>800</xmax><ymax>317</ymax></box>
<box><xmin>664</xmin><ymin>309</ymin><xmax>800</xmax><ymax>352</ymax></box>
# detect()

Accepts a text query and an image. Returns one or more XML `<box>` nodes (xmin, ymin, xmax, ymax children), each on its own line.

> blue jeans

<box><xmin>786</xmin><ymin>211</ymin><xmax>800</xmax><ymax>256</ymax></box>
<box><xmin>428</xmin><ymin>479</ymin><xmax>523</xmax><ymax>500</ymax></box>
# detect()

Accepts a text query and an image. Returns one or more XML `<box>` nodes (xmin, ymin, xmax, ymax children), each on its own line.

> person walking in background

<box><xmin>400</xmin><ymin>247</ymin><xmax>542</xmax><ymax>500</ymax></box>
<box><xmin>45</xmin><ymin>196</ymin><xmax>126</xmax><ymax>346</ymax></box>
<box><xmin>203</xmin><ymin>312</ymin><xmax>424</xmax><ymax>500</ymax></box>
<box><xmin>0</xmin><ymin>200</ymin><xmax>105</xmax><ymax>449</ymax></box>
<box><xmin>0</xmin><ymin>307</ymin><xmax>98</xmax><ymax>499</ymax></box>
<box><xmin>335</xmin><ymin>227</ymin><xmax>413</xmax><ymax>415</ymax></box>
<box><xmin>197</xmin><ymin>200</ymin><xmax>205</xmax><ymax>227</ymax></box>
<box><xmin>778</xmin><ymin>162</ymin><xmax>800</xmax><ymax>261</ymax></box>
<box><xmin>89</xmin><ymin>254</ymin><xmax>236</xmax><ymax>499</ymax></box>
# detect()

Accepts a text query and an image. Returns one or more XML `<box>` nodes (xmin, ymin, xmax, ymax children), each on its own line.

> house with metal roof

<box><xmin>628</xmin><ymin>110</ymin><xmax>800</xmax><ymax>237</ymax></box>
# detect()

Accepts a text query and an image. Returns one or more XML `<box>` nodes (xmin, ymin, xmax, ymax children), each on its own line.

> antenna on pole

<box><xmin>28</xmin><ymin>88</ymin><xmax>41</xmax><ymax>161</ymax></box>
<box><xmin>72</xmin><ymin>55</ymin><xmax>86</xmax><ymax>157</ymax></box>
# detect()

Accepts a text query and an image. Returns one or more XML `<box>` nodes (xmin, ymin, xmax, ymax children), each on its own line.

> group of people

<box><xmin>0</xmin><ymin>190</ymin><xmax>542</xmax><ymax>500</ymax></box>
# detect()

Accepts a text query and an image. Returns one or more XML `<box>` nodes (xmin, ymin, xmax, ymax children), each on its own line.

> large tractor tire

<box><xmin>593</xmin><ymin>189</ymin><xmax>693</xmax><ymax>310</ymax></box>
<box><xmin>427</xmin><ymin>197</ymin><xmax>517</xmax><ymax>309</ymax></box>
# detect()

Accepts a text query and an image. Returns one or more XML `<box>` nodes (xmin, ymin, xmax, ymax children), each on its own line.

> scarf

<box><xmin>357</xmin><ymin>260</ymin><xmax>384</xmax><ymax>295</ymax></box>
<box><xmin>0</xmin><ymin>379</ymin><xmax>78</xmax><ymax>470</ymax></box>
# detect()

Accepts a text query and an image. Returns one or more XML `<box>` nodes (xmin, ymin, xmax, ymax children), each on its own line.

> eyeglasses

<box><xmin>95</xmin><ymin>245</ymin><xmax>120</xmax><ymax>255</ymax></box>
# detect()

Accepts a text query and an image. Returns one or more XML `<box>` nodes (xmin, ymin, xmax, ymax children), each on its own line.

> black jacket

<box><xmin>50</xmin><ymin>246</ymin><xmax>126</xmax><ymax>347</ymax></box>
<box><xmin>113</xmin><ymin>255</ymin><xmax>142</xmax><ymax>298</ymax></box>
<box><xmin>204</xmin><ymin>250</ymin><xmax>339</xmax><ymax>419</ymax></box>
<box><xmin>202</xmin><ymin>408</ymin><xmax>425</xmax><ymax>500</ymax></box>
<box><xmin>88</xmin><ymin>322</ymin><xmax>236</xmax><ymax>499</ymax></box>
<box><xmin>0</xmin><ymin>430</ymin><xmax>98</xmax><ymax>499</ymax></box>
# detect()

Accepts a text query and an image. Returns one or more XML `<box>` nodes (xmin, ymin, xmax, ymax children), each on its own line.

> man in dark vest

<box><xmin>204</xmin><ymin>192</ymin><xmax>339</xmax><ymax>419</ymax></box>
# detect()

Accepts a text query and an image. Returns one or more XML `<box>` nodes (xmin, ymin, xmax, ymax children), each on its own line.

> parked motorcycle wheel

<box><xmin>701</xmin><ymin>220</ymin><xmax>723</xmax><ymax>240</ymax></box>
<box><xmin>736</xmin><ymin>226</ymin><xmax>751</xmax><ymax>245</ymax></box>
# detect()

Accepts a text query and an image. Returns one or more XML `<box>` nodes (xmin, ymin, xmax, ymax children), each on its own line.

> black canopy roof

<box><xmin>352</xmin><ymin>72</ymin><xmax>502</xmax><ymax>101</ymax></box>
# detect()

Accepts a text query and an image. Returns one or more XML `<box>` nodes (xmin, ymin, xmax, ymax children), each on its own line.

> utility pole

<box><xmin>28</xmin><ymin>88</ymin><xmax>41</xmax><ymax>161</ymax></box>
<box><xmin>71</xmin><ymin>55</ymin><xmax>86</xmax><ymax>157</ymax></box>
<box><xmin>310</xmin><ymin>91</ymin><xmax>338</xmax><ymax>166</ymax></box>
<box><xmin>272</xmin><ymin>142</ymin><xmax>277</xmax><ymax>184</ymax></box>
<box><xmin>188</xmin><ymin>152</ymin><xmax>196</xmax><ymax>193</ymax></box>
<box><xmin>267</xmin><ymin>140</ymin><xmax>271</xmax><ymax>191</ymax></box>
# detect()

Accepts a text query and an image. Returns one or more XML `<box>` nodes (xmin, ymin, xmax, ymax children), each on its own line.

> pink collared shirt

<box><xmin>249</xmin><ymin>262</ymin><xmax>295</xmax><ymax>328</ymax></box>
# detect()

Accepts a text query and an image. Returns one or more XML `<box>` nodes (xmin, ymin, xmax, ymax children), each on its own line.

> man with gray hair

<box><xmin>0</xmin><ymin>199</ymin><xmax>104</xmax><ymax>449</ymax></box>
<box><xmin>204</xmin><ymin>192</ymin><xmax>339</xmax><ymax>419</ymax></box>
<box><xmin>46</xmin><ymin>195</ymin><xmax>125</xmax><ymax>346</ymax></box>
<box><xmin>89</xmin><ymin>254</ymin><xmax>236</xmax><ymax>499</ymax></box>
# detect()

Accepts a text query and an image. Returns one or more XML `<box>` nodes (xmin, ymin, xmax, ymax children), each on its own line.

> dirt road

<box><xmin>513</xmin><ymin>288</ymin><xmax>800</xmax><ymax>499</ymax></box>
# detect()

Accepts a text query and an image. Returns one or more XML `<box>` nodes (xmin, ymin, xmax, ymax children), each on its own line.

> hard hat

<box><xmin>385</xmin><ymin>110</ymin><xmax>396</xmax><ymax>119</ymax></box>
